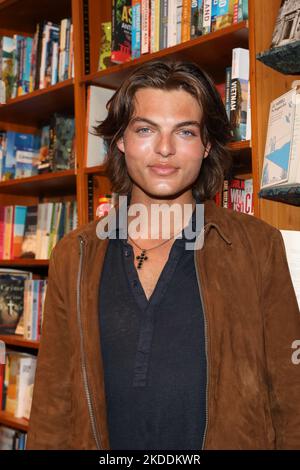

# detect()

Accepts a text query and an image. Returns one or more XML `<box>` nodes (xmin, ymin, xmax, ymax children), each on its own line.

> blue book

<box><xmin>132</xmin><ymin>1</ymin><xmax>141</xmax><ymax>59</ymax></box>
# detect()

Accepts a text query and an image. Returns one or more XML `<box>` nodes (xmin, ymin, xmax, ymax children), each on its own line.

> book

<box><xmin>98</xmin><ymin>21</ymin><xmax>113</xmax><ymax>70</ymax></box>
<box><xmin>85</xmin><ymin>85</ymin><xmax>115</xmax><ymax>167</ymax></box>
<box><xmin>280</xmin><ymin>230</ymin><xmax>300</xmax><ymax>310</ymax></box>
<box><xmin>261</xmin><ymin>82</ymin><xmax>300</xmax><ymax>190</ymax></box>
<box><xmin>0</xmin><ymin>270</ymin><xmax>31</xmax><ymax>334</ymax></box>
<box><xmin>111</xmin><ymin>0</ymin><xmax>132</xmax><ymax>63</ymax></box>
<box><xmin>230</xmin><ymin>48</ymin><xmax>249</xmax><ymax>141</ymax></box>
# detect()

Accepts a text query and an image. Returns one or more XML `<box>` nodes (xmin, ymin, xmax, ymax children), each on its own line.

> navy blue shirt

<box><xmin>99</xmin><ymin>202</ymin><xmax>207</xmax><ymax>450</ymax></box>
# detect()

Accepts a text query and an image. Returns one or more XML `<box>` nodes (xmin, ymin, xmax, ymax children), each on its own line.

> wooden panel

<box><xmin>72</xmin><ymin>0</ymin><xmax>89</xmax><ymax>225</ymax></box>
<box><xmin>0</xmin><ymin>121</ymin><xmax>38</xmax><ymax>134</ymax></box>
<box><xmin>0</xmin><ymin>259</ymin><xmax>49</xmax><ymax>267</ymax></box>
<box><xmin>0</xmin><ymin>170</ymin><xmax>76</xmax><ymax>197</ymax></box>
<box><xmin>0</xmin><ymin>334</ymin><xmax>39</xmax><ymax>349</ymax></box>
<box><xmin>0</xmin><ymin>0</ymin><xmax>71</xmax><ymax>33</ymax></box>
<box><xmin>0</xmin><ymin>79</ymin><xmax>74</xmax><ymax>126</ymax></box>
<box><xmin>88</xmin><ymin>0</ymin><xmax>111</xmax><ymax>75</ymax></box>
<box><xmin>84</xmin><ymin>21</ymin><xmax>249</xmax><ymax>88</ymax></box>
<box><xmin>0</xmin><ymin>194</ymin><xmax>38</xmax><ymax>205</ymax></box>
<box><xmin>251</xmin><ymin>0</ymin><xmax>300</xmax><ymax>230</ymax></box>
<box><xmin>0</xmin><ymin>411</ymin><xmax>28</xmax><ymax>432</ymax></box>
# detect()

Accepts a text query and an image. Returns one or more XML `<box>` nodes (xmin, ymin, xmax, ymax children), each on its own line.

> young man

<box><xmin>27</xmin><ymin>60</ymin><xmax>300</xmax><ymax>450</ymax></box>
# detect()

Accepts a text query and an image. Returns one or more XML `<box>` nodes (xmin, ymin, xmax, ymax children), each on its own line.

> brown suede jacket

<box><xmin>26</xmin><ymin>200</ymin><xmax>300</xmax><ymax>450</ymax></box>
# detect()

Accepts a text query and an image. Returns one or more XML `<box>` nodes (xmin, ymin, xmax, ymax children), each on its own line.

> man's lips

<box><xmin>149</xmin><ymin>165</ymin><xmax>179</xmax><ymax>176</ymax></box>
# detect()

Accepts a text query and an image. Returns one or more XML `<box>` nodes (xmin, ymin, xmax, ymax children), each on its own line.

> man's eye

<box><xmin>180</xmin><ymin>129</ymin><xmax>196</xmax><ymax>136</ymax></box>
<box><xmin>136</xmin><ymin>127</ymin><xmax>151</xmax><ymax>134</ymax></box>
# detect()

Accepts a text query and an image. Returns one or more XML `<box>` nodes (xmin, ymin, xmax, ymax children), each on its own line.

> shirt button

<box><xmin>124</xmin><ymin>250</ymin><xmax>130</xmax><ymax>257</ymax></box>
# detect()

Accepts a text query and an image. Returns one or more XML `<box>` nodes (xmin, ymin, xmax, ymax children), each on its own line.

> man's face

<box><xmin>116</xmin><ymin>88</ymin><xmax>209</xmax><ymax>199</ymax></box>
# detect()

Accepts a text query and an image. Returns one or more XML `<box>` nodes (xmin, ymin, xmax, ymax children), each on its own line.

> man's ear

<box><xmin>116</xmin><ymin>136</ymin><xmax>125</xmax><ymax>154</ymax></box>
<box><xmin>203</xmin><ymin>143</ymin><xmax>211</xmax><ymax>159</ymax></box>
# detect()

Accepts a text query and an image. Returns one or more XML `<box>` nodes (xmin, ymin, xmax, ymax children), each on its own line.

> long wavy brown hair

<box><xmin>94</xmin><ymin>59</ymin><xmax>232</xmax><ymax>201</ymax></box>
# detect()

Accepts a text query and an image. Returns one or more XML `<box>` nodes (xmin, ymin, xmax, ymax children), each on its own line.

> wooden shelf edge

<box><xmin>84</xmin><ymin>165</ymin><xmax>107</xmax><ymax>175</ymax></box>
<box><xmin>228</xmin><ymin>140</ymin><xmax>251</xmax><ymax>151</ymax></box>
<box><xmin>83</xmin><ymin>21</ymin><xmax>249</xmax><ymax>85</ymax></box>
<box><xmin>0</xmin><ymin>410</ymin><xmax>28</xmax><ymax>432</ymax></box>
<box><xmin>0</xmin><ymin>169</ymin><xmax>76</xmax><ymax>191</ymax></box>
<box><xmin>0</xmin><ymin>259</ymin><xmax>49</xmax><ymax>267</ymax></box>
<box><xmin>0</xmin><ymin>79</ymin><xmax>74</xmax><ymax>109</ymax></box>
<box><xmin>0</xmin><ymin>334</ymin><xmax>39</xmax><ymax>349</ymax></box>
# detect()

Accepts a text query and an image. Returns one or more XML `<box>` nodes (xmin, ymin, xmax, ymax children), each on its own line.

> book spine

<box><xmin>181</xmin><ymin>0</ymin><xmax>191</xmax><ymax>42</ymax></box>
<box><xmin>132</xmin><ymin>0</ymin><xmax>141</xmax><ymax>59</ymax></box>
<box><xmin>160</xmin><ymin>0</ymin><xmax>168</xmax><ymax>49</ymax></box>
<box><xmin>167</xmin><ymin>0</ymin><xmax>177</xmax><ymax>47</ymax></box>
<box><xmin>203</xmin><ymin>0</ymin><xmax>212</xmax><ymax>34</ymax></box>
<box><xmin>141</xmin><ymin>0</ymin><xmax>150</xmax><ymax>54</ymax></box>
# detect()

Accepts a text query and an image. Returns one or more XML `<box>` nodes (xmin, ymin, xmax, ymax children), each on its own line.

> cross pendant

<box><xmin>136</xmin><ymin>249</ymin><xmax>148</xmax><ymax>269</ymax></box>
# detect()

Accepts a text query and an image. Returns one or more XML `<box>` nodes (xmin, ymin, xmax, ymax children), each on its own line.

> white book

<box><xmin>280</xmin><ymin>230</ymin><xmax>300</xmax><ymax>310</ymax></box>
<box><xmin>15</xmin><ymin>356</ymin><xmax>37</xmax><ymax>418</ymax></box>
<box><xmin>231</xmin><ymin>48</ymin><xmax>249</xmax><ymax>80</ymax></box>
<box><xmin>167</xmin><ymin>0</ymin><xmax>177</xmax><ymax>47</ymax></box>
<box><xmin>141</xmin><ymin>0</ymin><xmax>150</xmax><ymax>54</ymax></box>
<box><xmin>261</xmin><ymin>86</ymin><xmax>298</xmax><ymax>189</ymax></box>
<box><xmin>203</xmin><ymin>0</ymin><xmax>212</xmax><ymax>34</ymax></box>
<box><xmin>41</xmin><ymin>202</ymin><xmax>54</xmax><ymax>259</ymax></box>
<box><xmin>176</xmin><ymin>0</ymin><xmax>183</xmax><ymax>44</ymax></box>
<box><xmin>85</xmin><ymin>85</ymin><xmax>115</xmax><ymax>167</ymax></box>
<box><xmin>246</xmin><ymin>81</ymin><xmax>251</xmax><ymax>141</ymax></box>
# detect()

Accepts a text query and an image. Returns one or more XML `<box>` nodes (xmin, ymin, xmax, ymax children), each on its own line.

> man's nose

<box><xmin>154</xmin><ymin>132</ymin><xmax>176</xmax><ymax>158</ymax></box>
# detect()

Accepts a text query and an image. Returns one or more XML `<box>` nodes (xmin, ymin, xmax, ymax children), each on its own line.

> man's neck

<box><xmin>127</xmin><ymin>186</ymin><xmax>196</xmax><ymax>240</ymax></box>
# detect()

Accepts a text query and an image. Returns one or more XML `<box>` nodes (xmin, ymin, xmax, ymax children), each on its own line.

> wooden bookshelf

<box><xmin>0</xmin><ymin>0</ymin><xmax>299</xmax><ymax>444</ymax></box>
<box><xmin>0</xmin><ymin>335</ymin><xmax>39</xmax><ymax>350</ymax></box>
<box><xmin>0</xmin><ymin>411</ymin><xmax>28</xmax><ymax>432</ymax></box>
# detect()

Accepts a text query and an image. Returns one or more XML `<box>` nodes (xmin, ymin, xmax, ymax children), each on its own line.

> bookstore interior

<box><xmin>0</xmin><ymin>0</ymin><xmax>299</xmax><ymax>452</ymax></box>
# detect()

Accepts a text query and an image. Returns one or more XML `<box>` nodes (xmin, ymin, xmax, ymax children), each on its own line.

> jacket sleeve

<box><xmin>262</xmin><ymin>229</ymin><xmax>300</xmax><ymax>449</ymax></box>
<box><xmin>26</xmin><ymin>244</ymin><xmax>72</xmax><ymax>449</ymax></box>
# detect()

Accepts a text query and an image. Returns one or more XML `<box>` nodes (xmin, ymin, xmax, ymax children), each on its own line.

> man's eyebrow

<box><xmin>129</xmin><ymin>117</ymin><xmax>201</xmax><ymax>129</ymax></box>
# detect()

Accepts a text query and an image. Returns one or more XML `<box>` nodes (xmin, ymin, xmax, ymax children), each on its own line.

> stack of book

<box><xmin>0</xmin><ymin>18</ymin><xmax>74</xmax><ymax>103</ymax></box>
<box><xmin>98</xmin><ymin>0</ymin><xmax>249</xmax><ymax>69</ymax></box>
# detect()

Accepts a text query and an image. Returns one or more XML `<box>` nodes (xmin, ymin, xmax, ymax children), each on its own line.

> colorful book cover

<box><xmin>52</xmin><ymin>114</ymin><xmax>75</xmax><ymax>171</ymax></box>
<box><xmin>211</xmin><ymin>0</ymin><xmax>219</xmax><ymax>31</ymax></box>
<box><xmin>230</xmin><ymin>77</ymin><xmax>248</xmax><ymax>140</ymax></box>
<box><xmin>1</xmin><ymin>36</ymin><xmax>16</xmax><ymax>102</ymax></box>
<box><xmin>15</xmin><ymin>149</ymin><xmax>39</xmax><ymax>178</ymax></box>
<box><xmin>238</xmin><ymin>0</ymin><xmax>248</xmax><ymax>21</ymax></box>
<box><xmin>132</xmin><ymin>1</ymin><xmax>141</xmax><ymax>59</ymax></box>
<box><xmin>12</xmin><ymin>205</ymin><xmax>27</xmax><ymax>259</ymax></box>
<box><xmin>111</xmin><ymin>0</ymin><xmax>132</xmax><ymax>64</ymax></box>
<box><xmin>98</xmin><ymin>21</ymin><xmax>113</xmax><ymax>70</ymax></box>
<box><xmin>261</xmin><ymin>88</ymin><xmax>295</xmax><ymax>189</ymax></box>
<box><xmin>37</xmin><ymin>125</ymin><xmax>51</xmax><ymax>173</ymax></box>
<box><xmin>20</xmin><ymin>205</ymin><xmax>38</xmax><ymax>258</ymax></box>
<box><xmin>2</xmin><ymin>131</ymin><xmax>17</xmax><ymax>179</ymax></box>
<box><xmin>0</xmin><ymin>274</ymin><xmax>27</xmax><ymax>334</ymax></box>
<box><xmin>22</xmin><ymin>37</ymin><xmax>33</xmax><ymax>94</ymax></box>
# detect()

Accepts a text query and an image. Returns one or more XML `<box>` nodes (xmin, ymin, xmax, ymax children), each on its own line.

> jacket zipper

<box><xmin>193</xmin><ymin>227</ymin><xmax>209</xmax><ymax>450</ymax></box>
<box><xmin>77</xmin><ymin>236</ymin><xmax>102</xmax><ymax>450</ymax></box>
